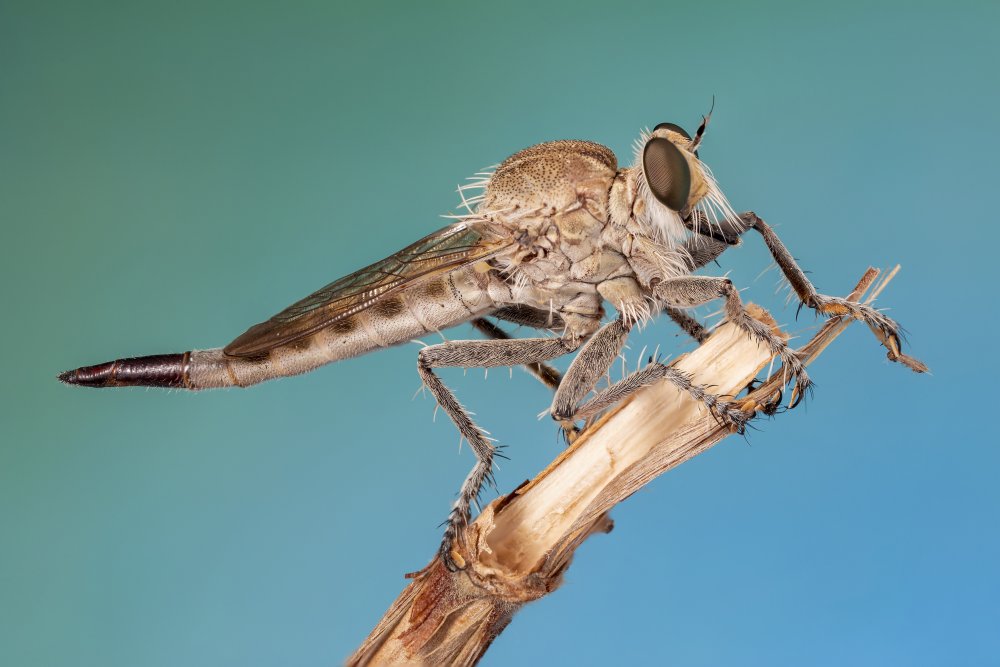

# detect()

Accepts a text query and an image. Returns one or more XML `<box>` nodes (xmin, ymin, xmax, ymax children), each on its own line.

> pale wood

<box><xmin>348</xmin><ymin>268</ymin><xmax>907</xmax><ymax>667</ymax></box>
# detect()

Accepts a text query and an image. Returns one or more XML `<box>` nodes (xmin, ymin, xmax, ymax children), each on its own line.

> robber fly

<box><xmin>60</xmin><ymin>115</ymin><xmax>922</xmax><ymax>570</ymax></box>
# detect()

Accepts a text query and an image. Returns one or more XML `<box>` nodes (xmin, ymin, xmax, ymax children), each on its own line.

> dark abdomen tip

<box><xmin>58</xmin><ymin>352</ymin><xmax>192</xmax><ymax>389</ymax></box>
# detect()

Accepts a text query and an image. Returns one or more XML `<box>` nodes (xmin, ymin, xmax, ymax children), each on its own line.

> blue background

<box><xmin>3</xmin><ymin>1</ymin><xmax>997</xmax><ymax>665</ymax></box>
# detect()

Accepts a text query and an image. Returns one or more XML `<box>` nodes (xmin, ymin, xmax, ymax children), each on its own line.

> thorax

<box><xmin>474</xmin><ymin>140</ymin><xmax>694</xmax><ymax>332</ymax></box>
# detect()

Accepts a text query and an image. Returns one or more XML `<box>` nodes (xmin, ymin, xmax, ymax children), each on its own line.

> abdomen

<box><xmin>60</xmin><ymin>267</ymin><xmax>498</xmax><ymax>390</ymax></box>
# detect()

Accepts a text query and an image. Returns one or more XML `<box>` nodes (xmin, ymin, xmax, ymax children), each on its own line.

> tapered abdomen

<box><xmin>59</xmin><ymin>268</ymin><xmax>497</xmax><ymax>390</ymax></box>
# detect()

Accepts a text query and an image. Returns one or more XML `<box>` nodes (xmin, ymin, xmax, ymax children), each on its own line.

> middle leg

<box><xmin>549</xmin><ymin>319</ymin><xmax>754</xmax><ymax>438</ymax></box>
<box><xmin>655</xmin><ymin>275</ymin><xmax>814</xmax><ymax>406</ymax></box>
<box><xmin>659</xmin><ymin>220</ymin><xmax>746</xmax><ymax>344</ymax></box>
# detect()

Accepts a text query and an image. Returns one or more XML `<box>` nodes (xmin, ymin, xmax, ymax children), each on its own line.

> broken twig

<box><xmin>349</xmin><ymin>267</ymin><xmax>919</xmax><ymax>666</ymax></box>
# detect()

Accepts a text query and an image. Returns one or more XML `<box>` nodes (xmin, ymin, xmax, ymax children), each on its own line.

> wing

<box><xmin>223</xmin><ymin>222</ymin><xmax>509</xmax><ymax>357</ymax></box>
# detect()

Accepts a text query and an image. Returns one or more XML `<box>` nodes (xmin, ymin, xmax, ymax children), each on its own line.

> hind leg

<box><xmin>416</xmin><ymin>335</ymin><xmax>580</xmax><ymax>570</ymax></box>
<box><xmin>471</xmin><ymin>305</ymin><xmax>564</xmax><ymax>390</ymax></box>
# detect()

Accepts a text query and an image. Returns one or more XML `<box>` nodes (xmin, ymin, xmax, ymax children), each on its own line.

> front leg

<box><xmin>743</xmin><ymin>212</ymin><xmax>926</xmax><ymax>372</ymax></box>
<box><xmin>417</xmin><ymin>335</ymin><xmax>580</xmax><ymax>570</ymax></box>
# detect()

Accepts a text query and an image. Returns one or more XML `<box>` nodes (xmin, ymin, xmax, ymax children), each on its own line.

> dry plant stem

<box><xmin>349</xmin><ymin>268</ymin><xmax>904</xmax><ymax>667</ymax></box>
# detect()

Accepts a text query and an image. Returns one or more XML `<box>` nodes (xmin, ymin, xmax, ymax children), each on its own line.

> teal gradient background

<box><xmin>3</xmin><ymin>2</ymin><xmax>998</xmax><ymax>665</ymax></box>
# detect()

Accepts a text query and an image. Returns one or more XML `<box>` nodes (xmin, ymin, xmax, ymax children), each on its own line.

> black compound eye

<box><xmin>653</xmin><ymin>122</ymin><xmax>691</xmax><ymax>140</ymax></box>
<box><xmin>642</xmin><ymin>137</ymin><xmax>692</xmax><ymax>211</ymax></box>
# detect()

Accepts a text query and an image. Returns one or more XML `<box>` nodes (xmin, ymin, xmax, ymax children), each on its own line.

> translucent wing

<box><xmin>224</xmin><ymin>222</ymin><xmax>509</xmax><ymax>357</ymax></box>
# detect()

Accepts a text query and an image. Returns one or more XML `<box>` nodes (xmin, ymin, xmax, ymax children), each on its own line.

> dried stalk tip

<box><xmin>349</xmin><ymin>267</ymin><xmax>922</xmax><ymax>667</ymax></box>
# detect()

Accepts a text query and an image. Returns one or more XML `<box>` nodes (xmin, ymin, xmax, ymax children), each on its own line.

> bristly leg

<box><xmin>654</xmin><ymin>275</ymin><xmax>814</xmax><ymax>407</ymax></box>
<box><xmin>549</xmin><ymin>318</ymin><xmax>753</xmax><ymax>437</ymax></box>
<box><xmin>549</xmin><ymin>319</ymin><xmax>630</xmax><ymax>439</ymax></box>
<box><xmin>566</xmin><ymin>362</ymin><xmax>754</xmax><ymax>433</ymax></box>
<box><xmin>742</xmin><ymin>212</ymin><xmax>926</xmax><ymax>372</ymax></box>
<box><xmin>680</xmin><ymin>210</ymin><xmax>925</xmax><ymax>372</ymax></box>
<box><xmin>471</xmin><ymin>316</ymin><xmax>563</xmax><ymax>390</ymax></box>
<box><xmin>663</xmin><ymin>305</ymin><xmax>711</xmax><ymax>344</ymax></box>
<box><xmin>416</xmin><ymin>336</ymin><xmax>580</xmax><ymax>571</ymax></box>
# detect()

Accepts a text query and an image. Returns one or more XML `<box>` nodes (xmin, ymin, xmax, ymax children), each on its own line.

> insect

<box><xmin>59</xmin><ymin>114</ymin><xmax>923</xmax><ymax>570</ymax></box>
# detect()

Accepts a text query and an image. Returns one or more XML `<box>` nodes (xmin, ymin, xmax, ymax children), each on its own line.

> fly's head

<box><xmin>617</xmin><ymin>112</ymin><xmax>740</xmax><ymax>245</ymax></box>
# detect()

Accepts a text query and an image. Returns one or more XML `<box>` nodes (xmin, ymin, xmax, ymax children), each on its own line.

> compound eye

<box><xmin>642</xmin><ymin>137</ymin><xmax>692</xmax><ymax>212</ymax></box>
<box><xmin>653</xmin><ymin>122</ymin><xmax>691</xmax><ymax>140</ymax></box>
